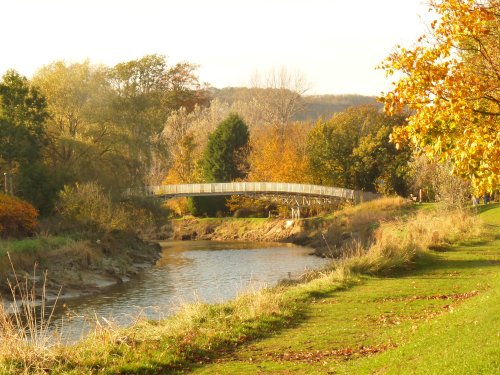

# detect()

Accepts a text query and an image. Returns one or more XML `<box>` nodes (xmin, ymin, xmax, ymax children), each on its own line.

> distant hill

<box><xmin>298</xmin><ymin>94</ymin><xmax>379</xmax><ymax>121</ymax></box>
<box><xmin>210</xmin><ymin>87</ymin><xmax>378</xmax><ymax>121</ymax></box>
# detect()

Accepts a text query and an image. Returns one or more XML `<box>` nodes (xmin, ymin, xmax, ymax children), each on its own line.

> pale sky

<box><xmin>0</xmin><ymin>0</ymin><xmax>433</xmax><ymax>95</ymax></box>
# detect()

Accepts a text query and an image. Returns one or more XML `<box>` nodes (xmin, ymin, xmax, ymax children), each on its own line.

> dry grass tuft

<box><xmin>343</xmin><ymin>208</ymin><xmax>482</xmax><ymax>275</ymax></box>
<box><xmin>0</xmin><ymin>255</ymin><xmax>61</xmax><ymax>374</ymax></box>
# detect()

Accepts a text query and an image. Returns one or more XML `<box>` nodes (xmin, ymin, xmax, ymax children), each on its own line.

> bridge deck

<box><xmin>129</xmin><ymin>182</ymin><xmax>380</xmax><ymax>203</ymax></box>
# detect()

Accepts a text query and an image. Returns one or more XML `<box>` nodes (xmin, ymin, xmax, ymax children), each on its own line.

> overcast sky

<box><xmin>0</xmin><ymin>0</ymin><xmax>433</xmax><ymax>95</ymax></box>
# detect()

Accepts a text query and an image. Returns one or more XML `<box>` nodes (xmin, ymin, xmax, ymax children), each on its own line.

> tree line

<box><xmin>0</xmin><ymin>56</ymin><xmax>414</xmax><ymax>219</ymax></box>
<box><xmin>4</xmin><ymin>0</ymin><xmax>497</xmax><ymax>224</ymax></box>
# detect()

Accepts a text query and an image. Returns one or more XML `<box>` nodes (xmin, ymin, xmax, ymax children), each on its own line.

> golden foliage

<box><xmin>380</xmin><ymin>0</ymin><xmax>500</xmax><ymax>194</ymax></box>
<box><xmin>248</xmin><ymin>123</ymin><xmax>311</xmax><ymax>183</ymax></box>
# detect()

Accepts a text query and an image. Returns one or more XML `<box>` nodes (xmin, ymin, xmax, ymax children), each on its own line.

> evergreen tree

<box><xmin>190</xmin><ymin>114</ymin><xmax>249</xmax><ymax>216</ymax></box>
<box><xmin>201</xmin><ymin>113</ymin><xmax>250</xmax><ymax>182</ymax></box>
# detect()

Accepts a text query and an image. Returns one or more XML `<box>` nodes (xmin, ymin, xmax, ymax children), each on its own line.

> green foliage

<box><xmin>307</xmin><ymin>105</ymin><xmax>411</xmax><ymax>195</ymax></box>
<box><xmin>57</xmin><ymin>182</ymin><xmax>169</xmax><ymax>233</ymax></box>
<box><xmin>0</xmin><ymin>70</ymin><xmax>48</xmax><ymax>168</ymax></box>
<box><xmin>15</xmin><ymin>162</ymin><xmax>70</xmax><ymax>216</ymax></box>
<box><xmin>190</xmin><ymin>114</ymin><xmax>250</xmax><ymax>216</ymax></box>
<box><xmin>201</xmin><ymin>113</ymin><xmax>250</xmax><ymax>182</ymax></box>
<box><xmin>0</xmin><ymin>71</ymin><xmax>59</xmax><ymax>212</ymax></box>
<box><xmin>187</xmin><ymin>195</ymin><xmax>228</xmax><ymax>217</ymax></box>
<box><xmin>0</xmin><ymin>193</ymin><xmax>39</xmax><ymax>238</ymax></box>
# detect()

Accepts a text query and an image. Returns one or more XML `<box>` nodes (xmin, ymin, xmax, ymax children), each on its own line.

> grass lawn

<box><xmin>191</xmin><ymin>204</ymin><xmax>500</xmax><ymax>374</ymax></box>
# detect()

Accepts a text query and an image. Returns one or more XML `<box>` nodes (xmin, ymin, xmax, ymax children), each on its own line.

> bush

<box><xmin>119</xmin><ymin>195</ymin><xmax>169</xmax><ymax>228</ymax></box>
<box><xmin>0</xmin><ymin>193</ymin><xmax>39</xmax><ymax>238</ymax></box>
<box><xmin>57</xmin><ymin>182</ymin><xmax>169</xmax><ymax>233</ymax></box>
<box><xmin>57</xmin><ymin>182</ymin><xmax>121</xmax><ymax>233</ymax></box>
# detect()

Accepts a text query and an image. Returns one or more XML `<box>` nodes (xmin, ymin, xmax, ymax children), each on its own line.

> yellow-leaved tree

<box><xmin>226</xmin><ymin>123</ymin><xmax>311</xmax><ymax>216</ymax></box>
<box><xmin>380</xmin><ymin>0</ymin><xmax>499</xmax><ymax>194</ymax></box>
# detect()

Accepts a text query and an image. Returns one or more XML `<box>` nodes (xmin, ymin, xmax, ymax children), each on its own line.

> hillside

<box><xmin>211</xmin><ymin>87</ymin><xmax>378</xmax><ymax>121</ymax></box>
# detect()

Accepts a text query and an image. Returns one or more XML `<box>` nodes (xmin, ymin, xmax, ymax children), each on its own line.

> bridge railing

<box><xmin>126</xmin><ymin>182</ymin><xmax>381</xmax><ymax>204</ymax></box>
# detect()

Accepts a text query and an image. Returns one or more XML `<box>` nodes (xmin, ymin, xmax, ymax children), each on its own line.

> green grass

<box><xmin>0</xmin><ymin>235</ymin><xmax>73</xmax><ymax>257</ymax></box>
<box><xmin>189</xmin><ymin>204</ymin><xmax>500</xmax><ymax>374</ymax></box>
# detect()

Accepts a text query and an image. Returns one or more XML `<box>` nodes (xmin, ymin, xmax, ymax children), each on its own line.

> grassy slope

<box><xmin>192</xmin><ymin>204</ymin><xmax>500</xmax><ymax>374</ymax></box>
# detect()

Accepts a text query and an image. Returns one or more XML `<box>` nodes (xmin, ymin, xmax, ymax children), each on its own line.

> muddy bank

<box><xmin>0</xmin><ymin>231</ymin><xmax>161</xmax><ymax>302</ymax></box>
<box><xmin>152</xmin><ymin>198</ymin><xmax>412</xmax><ymax>258</ymax></box>
<box><xmin>153</xmin><ymin>216</ymin><xmax>372</xmax><ymax>258</ymax></box>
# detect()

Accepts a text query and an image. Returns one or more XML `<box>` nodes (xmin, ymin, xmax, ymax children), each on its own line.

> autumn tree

<box><xmin>109</xmin><ymin>54</ymin><xmax>208</xmax><ymax>185</ymax></box>
<box><xmin>32</xmin><ymin>61</ymin><xmax>125</xmax><ymax>190</ymax></box>
<box><xmin>227</xmin><ymin>122</ymin><xmax>311</xmax><ymax>217</ymax></box>
<box><xmin>307</xmin><ymin>106</ymin><xmax>411</xmax><ymax>194</ymax></box>
<box><xmin>249</xmin><ymin>123</ymin><xmax>310</xmax><ymax>183</ymax></box>
<box><xmin>381</xmin><ymin>0</ymin><xmax>500</xmax><ymax>194</ymax></box>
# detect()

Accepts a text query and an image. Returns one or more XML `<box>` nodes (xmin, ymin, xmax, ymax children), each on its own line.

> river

<box><xmin>48</xmin><ymin>240</ymin><xmax>329</xmax><ymax>342</ymax></box>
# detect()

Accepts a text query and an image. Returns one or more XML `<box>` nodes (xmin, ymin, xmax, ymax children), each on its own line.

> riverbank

<box><xmin>161</xmin><ymin>196</ymin><xmax>413</xmax><ymax>256</ymax></box>
<box><xmin>0</xmin><ymin>230</ymin><xmax>161</xmax><ymax>302</ymax></box>
<box><xmin>2</xmin><ymin>199</ymin><xmax>495</xmax><ymax>374</ymax></box>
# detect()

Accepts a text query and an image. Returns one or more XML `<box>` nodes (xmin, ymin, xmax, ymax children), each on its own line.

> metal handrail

<box><xmin>126</xmin><ymin>182</ymin><xmax>381</xmax><ymax>204</ymax></box>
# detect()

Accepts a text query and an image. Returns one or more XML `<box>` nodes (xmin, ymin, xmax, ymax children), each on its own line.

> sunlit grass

<box><xmin>1</xmin><ymin>201</ymin><xmax>495</xmax><ymax>374</ymax></box>
<box><xmin>0</xmin><ymin>236</ymin><xmax>73</xmax><ymax>257</ymax></box>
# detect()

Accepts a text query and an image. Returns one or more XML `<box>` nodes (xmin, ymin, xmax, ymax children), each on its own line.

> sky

<box><xmin>0</xmin><ymin>0</ymin><xmax>434</xmax><ymax>96</ymax></box>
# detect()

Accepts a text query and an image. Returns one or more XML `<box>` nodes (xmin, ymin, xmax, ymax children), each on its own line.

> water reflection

<box><xmin>49</xmin><ymin>241</ymin><xmax>329</xmax><ymax>342</ymax></box>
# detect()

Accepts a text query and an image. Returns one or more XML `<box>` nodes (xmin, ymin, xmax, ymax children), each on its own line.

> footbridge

<box><xmin>127</xmin><ymin>182</ymin><xmax>380</xmax><ymax>205</ymax></box>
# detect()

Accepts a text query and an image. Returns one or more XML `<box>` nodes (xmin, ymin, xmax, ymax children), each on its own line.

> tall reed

<box><xmin>0</xmin><ymin>254</ymin><xmax>61</xmax><ymax>373</ymax></box>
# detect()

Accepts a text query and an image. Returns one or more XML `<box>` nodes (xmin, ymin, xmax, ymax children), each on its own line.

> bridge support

<box><xmin>291</xmin><ymin>206</ymin><xmax>301</xmax><ymax>220</ymax></box>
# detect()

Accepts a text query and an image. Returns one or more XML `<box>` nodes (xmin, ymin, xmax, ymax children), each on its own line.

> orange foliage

<box><xmin>0</xmin><ymin>193</ymin><xmax>39</xmax><ymax>238</ymax></box>
<box><xmin>249</xmin><ymin>123</ymin><xmax>311</xmax><ymax>183</ymax></box>
<box><xmin>380</xmin><ymin>0</ymin><xmax>500</xmax><ymax>194</ymax></box>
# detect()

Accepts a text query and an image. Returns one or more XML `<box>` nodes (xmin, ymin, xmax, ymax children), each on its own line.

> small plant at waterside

<box><xmin>0</xmin><ymin>257</ymin><xmax>61</xmax><ymax>374</ymax></box>
<box><xmin>0</xmin><ymin>194</ymin><xmax>39</xmax><ymax>239</ymax></box>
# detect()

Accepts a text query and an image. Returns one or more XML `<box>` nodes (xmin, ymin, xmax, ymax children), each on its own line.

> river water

<box><xmin>49</xmin><ymin>241</ymin><xmax>329</xmax><ymax>342</ymax></box>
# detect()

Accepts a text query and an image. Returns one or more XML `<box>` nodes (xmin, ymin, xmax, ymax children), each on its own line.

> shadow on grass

<box><xmin>114</xmin><ymin>282</ymin><xmax>354</xmax><ymax>375</ymax></box>
<box><xmin>372</xmin><ymin>247</ymin><xmax>499</xmax><ymax>280</ymax></box>
<box><xmin>473</xmin><ymin>203</ymin><xmax>500</xmax><ymax>215</ymax></box>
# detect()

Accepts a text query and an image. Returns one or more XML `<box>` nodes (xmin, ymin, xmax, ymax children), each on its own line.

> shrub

<box><xmin>410</xmin><ymin>155</ymin><xmax>471</xmax><ymax>207</ymax></box>
<box><xmin>0</xmin><ymin>193</ymin><xmax>39</xmax><ymax>238</ymax></box>
<box><xmin>57</xmin><ymin>182</ymin><xmax>169</xmax><ymax>233</ymax></box>
<box><xmin>119</xmin><ymin>195</ymin><xmax>169</xmax><ymax>228</ymax></box>
<box><xmin>57</xmin><ymin>182</ymin><xmax>120</xmax><ymax>233</ymax></box>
